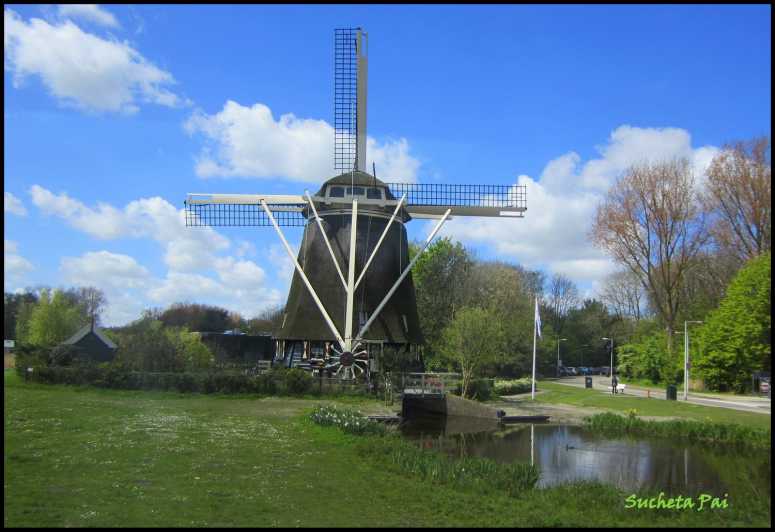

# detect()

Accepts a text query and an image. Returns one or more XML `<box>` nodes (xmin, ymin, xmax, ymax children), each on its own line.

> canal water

<box><xmin>400</xmin><ymin>418</ymin><xmax>771</xmax><ymax>499</ymax></box>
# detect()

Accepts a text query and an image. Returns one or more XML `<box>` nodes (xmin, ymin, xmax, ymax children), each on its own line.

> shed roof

<box><xmin>62</xmin><ymin>324</ymin><xmax>117</xmax><ymax>349</ymax></box>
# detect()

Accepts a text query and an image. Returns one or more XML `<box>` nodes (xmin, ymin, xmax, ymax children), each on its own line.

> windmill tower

<box><xmin>185</xmin><ymin>28</ymin><xmax>527</xmax><ymax>380</ymax></box>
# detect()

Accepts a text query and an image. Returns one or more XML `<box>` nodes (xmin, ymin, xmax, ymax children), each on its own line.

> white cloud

<box><xmin>185</xmin><ymin>100</ymin><xmax>420</xmax><ymax>183</ymax></box>
<box><xmin>4</xmin><ymin>192</ymin><xmax>28</xmax><ymax>216</ymax></box>
<box><xmin>59</xmin><ymin>249</ymin><xmax>282</xmax><ymax>326</ymax></box>
<box><xmin>32</xmin><ymin>186</ymin><xmax>284</xmax><ymax>326</ymax></box>
<box><xmin>213</xmin><ymin>257</ymin><xmax>266</xmax><ymax>290</ymax></box>
<box><xmin>234</xmin><ymin>239</ymin><xmax>256</xmax><ymax>258</ymax></box>
<box><xmin>57</xmin><ymin>4</ymin><xmax>119</xmax><ymax>28</ymax></box>
<box><xmin>267</xmin><ymin>242</ymin><xmax>296</xmax><ymax>286</ymax></box>
<box><xmin>30</xmin><ymin>185</ymin><xmax>229</xmax><ymax>273</ymax></box>
<box><xmin>4</xmin><ymin>239</ymin><xmax>35</xmax><ymax>291</ymax></box>
<box><xmin>61</xmin><ymin>251</ymin><xmax>153</xmax><ymax>325</ymax></box>
<box><xmin>61</xmin><ymin>250</ymin><xmax>151</xmax><ymax>288</ymax></box>
<box><xmin>147</xmin><ymin>270</ymin><xmax>284</xmax><ymax>322</ymax></box>
<box><xmin>4</xmin><ymin>8</ymin><xmax>183</xmax><ymax>113</ymax></box>
<box><xmin>367</xmin><ymin>137</ymin><xmax>420</xmax><ymax>184</ymax></box>
<box><xmin>439</xmin><ymin>125</ymin><xmax>718</xmax><ymax>292</ymax></box>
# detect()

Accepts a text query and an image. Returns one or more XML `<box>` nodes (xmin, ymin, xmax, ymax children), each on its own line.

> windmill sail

<box><xmin>184</xmin><ymin>181</ymin><xmax>526</xmax><ymax>226</ymax></box>
<box><xmin>334</xmin><ymin>28</ymin><xmax>367</xmax><ymax>173</ymax></box>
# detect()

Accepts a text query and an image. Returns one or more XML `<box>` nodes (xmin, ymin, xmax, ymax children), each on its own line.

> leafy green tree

<box><xmin>411</xmin><ymin>237</ymin><xmax>473</xmax><ymax>367</ymax></box>
<box><xmin>112</xmin><ymin>318</ymin><xmax>181</xmax><ymax>372</ymax></box>
<box><xmin>616</xmin><ymin>330</ymin><xmax>677</xmax><ymax>384</ymax></box>
<box><xmin>13</xmin><ymin>296</ymin><xmax>37</xmax><ymax>344</ymax></box>
<box><xmin>4</xmin><ymin>290</ymin><xmax>39</xmax><ymax>340</ymax></box>
<box><xmin>439</xmin><ymin>306</ymin><xmax>505</xmax><ymax>398</ymax></box>
<box><xmin>25</xmin><ymin>289</ymin><xmax>85</xmax><ymax>347</ymax></box>
<box><xmin>168</xmin><ymin>329</ymin><xmax>214</xmax><ymax>371</ymax></box>
<box><xmin>695</xmin><ymin>253</ymin><xmax>771</xmax><ymax>392</ymax></box>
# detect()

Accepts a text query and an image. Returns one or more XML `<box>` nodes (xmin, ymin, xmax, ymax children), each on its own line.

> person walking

<box><xmin>612</xmin><ymin>374</ymin><xmax>618</xmax><ymax>395</ymax></box>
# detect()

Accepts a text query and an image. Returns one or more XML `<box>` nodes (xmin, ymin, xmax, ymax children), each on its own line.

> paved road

<box><xmin>553</xmin><ymin>375</ymin><xmax>771</xmax><ymax>415</ymax></box>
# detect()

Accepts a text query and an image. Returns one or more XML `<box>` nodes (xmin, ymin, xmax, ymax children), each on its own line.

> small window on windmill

<box><xmin>366</xmin><ymin>187</ymin><xmax>382</xmax><ymax>200</ymax></box>
<box><xmin>402</xmin><ymin>314</ymin><xmax>409</xmax><ymax>333</ymax></box>
<box><xmin>358</xmin><ymin>310</ymin><xmax>368</xmax><ymax>328</ymax></box>
<box><xmin>329</xmin><ymin>186</ymin><xmax>345</xmax><ymax>198</ymax></box>
<box><xmin>346</xmin><ymin>186</ymin><xmax>365</xmax><ymax>196</ymax></box>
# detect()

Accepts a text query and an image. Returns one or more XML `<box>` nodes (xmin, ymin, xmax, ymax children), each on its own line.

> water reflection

<box><xmin>400</xmin><ymin>418</ymin><xmax>771</xmax><ymax>498</ymax></box>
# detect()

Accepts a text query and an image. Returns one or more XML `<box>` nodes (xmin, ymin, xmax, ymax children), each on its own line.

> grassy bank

<box><xmin>584</xmin><ymin>412</ymin><xmax>771</xmax><ymax>450</ymax></box>
<box><xmin>535</xmin><ymin>380</ymin><xmax>771</xmax><ymax>429</ymax></box>
<box><xmin>4</xmin><ymin>371</ymin><xmax>770</xmax><ymax>527</ymax></box>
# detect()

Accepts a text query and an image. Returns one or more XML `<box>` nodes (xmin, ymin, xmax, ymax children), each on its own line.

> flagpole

<box><xmin>532</xmin><ymin>297</ymin><xmax>537</xmax><ymax>400</ymax></box>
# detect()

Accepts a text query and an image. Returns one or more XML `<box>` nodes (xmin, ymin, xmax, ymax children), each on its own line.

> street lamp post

<box><xmin>602</xmin><ymin>337</ymin><xmax>614</xmax><ymax>388</ymax></box>
<box><xmin>557</xmin><ymin>337</ymin><xmax>567</xmax><ymax>378</ymax></box>
<box><xmin>684</xmin><ymin>321</ymin><xmax>703</xmax><ymax>400</ymax></box>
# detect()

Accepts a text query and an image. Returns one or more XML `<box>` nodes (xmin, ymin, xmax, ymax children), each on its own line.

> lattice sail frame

<box><xmin>334</xmin><ymin>28</ymin><xmax>367</xmax><ymax>173</ymax></box>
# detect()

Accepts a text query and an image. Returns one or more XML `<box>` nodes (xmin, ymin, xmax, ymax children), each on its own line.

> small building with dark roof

<box><xmin>62</xmin><ymin>323</ymin><xmax>118</xmax><ymax>363</ymax></box>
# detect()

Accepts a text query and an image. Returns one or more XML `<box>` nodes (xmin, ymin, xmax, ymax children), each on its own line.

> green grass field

<box><xmin>4</xmin><ymin>371</ymin><xmax>770</xmax><ymax>527</ymax></box>
<box><xmin>535</xmin><ymin>381</ymin><xmax>771</xmax><ymax>429</ymax></box>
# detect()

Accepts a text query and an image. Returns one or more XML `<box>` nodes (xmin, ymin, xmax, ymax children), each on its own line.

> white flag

<box><xmin>534</xmin><ymin>298</ymin><xmax>542</xmax><ymax>339</ymax></box>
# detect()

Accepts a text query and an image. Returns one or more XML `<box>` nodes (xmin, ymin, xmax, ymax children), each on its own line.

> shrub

<box><xmin>493</xmin><ymin>378</ymin><xmax>532</xmax><ymax>396</ymax></box>
<box><xmin>285</xmin><ymin>368</ymin><xmax>313</xmax><ymax>395</ymax></box>
<box><xmin>454</xmin><ymin>378</ymin><xmax>493</xmax><ymax>401</ymax></box>
<box><xmin>19</xmin><ymin>363</ymin><xmax>367</xmax><ymax>399</ymax></box>
<box><xmin>47</xmin><ymin>344</ymin><xmax>87</xmax><ymax>367</ymax></box>
<box><xmin>13</xmin><ymin>343</ymin><xmax>49</xmax><ymax>378</ymax></box>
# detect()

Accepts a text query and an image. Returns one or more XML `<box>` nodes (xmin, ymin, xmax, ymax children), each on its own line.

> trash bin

<box><xmin>585</xmin><ymin>376</ymin><xmax>593</xmax><ymax>389</ymax></box>
<box><xmin>666</xmin><ymin>384</ymin><xmax>677</xmax><ymax>401</ymax></box>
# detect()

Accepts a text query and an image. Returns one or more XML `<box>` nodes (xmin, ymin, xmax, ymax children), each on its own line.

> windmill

<box><xmin>185</xmin><ymin>28</ymin><xmax>527</xmax><ymax>380</ymax></box>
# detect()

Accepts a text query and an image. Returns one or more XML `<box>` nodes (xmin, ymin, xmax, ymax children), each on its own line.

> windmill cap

<box><xmin>315</xmin><ymin>170</ymin><xmax>397</xmax><ymax>199</ymax></box>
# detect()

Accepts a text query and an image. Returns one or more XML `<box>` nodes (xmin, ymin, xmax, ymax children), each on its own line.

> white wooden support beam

<box><xmin>354</xmin><ymin>193</ymin><xmax>406</xmax><ymax>291</ymax></box>
<box><xmin>260</xmin><ymin>199</ymin><xmax>346</xmax><ymax>352</ymax></box>
<box><xmin>355</xmin><ymin>208</ymin><xmax>451</xmax><ymax>342</ymax></box>
<box><xmin>344</xmin><ymin>199</ymin><xmax>358</xmax><ymax>351</ymax></box>
<box><xmin>305</xmin><ymin>191</ymin><xmax>347</xmax><ymax>291</ymax></box>
<box><xmin>187</xmin><ymin>193</ymin><xmax>306</xmax><ymax>205</ymax></box>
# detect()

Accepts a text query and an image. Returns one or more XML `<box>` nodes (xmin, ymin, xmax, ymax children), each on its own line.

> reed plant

<box><xmin>309</xmin><ymin>405</ymin><xmax>539</xmax><ymax>496</ymax></box>
<box><xmin>583</xmin><ymin>411</ymin><xmax>771</xmax><ymax>450</ymax></box>
<box><xmin>355</xmin><ymin>436</ymin><xmax>540</xmax><ymax>496</ymax></box>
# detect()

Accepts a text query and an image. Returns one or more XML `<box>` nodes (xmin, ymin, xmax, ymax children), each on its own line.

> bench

<box><xmin>606</xmin><ymin>384</ymin><xmax>627</xmax><ymax>393</ymax></box>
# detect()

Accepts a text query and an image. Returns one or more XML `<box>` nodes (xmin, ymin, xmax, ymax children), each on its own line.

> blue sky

<box><xmin>4</xmin><ymin>4</ymin><xmax>771</xmax><ymax>325</ymax></box>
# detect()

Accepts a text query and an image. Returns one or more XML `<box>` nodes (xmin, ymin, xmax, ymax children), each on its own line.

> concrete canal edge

<box><xmin>402</xmin><ymin>392</ymin><xmax>500</xmax><ymax>419</ymax></box>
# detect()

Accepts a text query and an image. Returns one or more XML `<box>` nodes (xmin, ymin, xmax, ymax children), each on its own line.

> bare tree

<box><xmin>599</xmin><ymin>269</ymin><xmax>645</xmax><ymax>321</ymax></box>
<box><xmin>546</xmin><ymin>273</ymin><xmax>580</xmax><ymax>334</ymax></box>
<box><xmin>75</xmin><ymin>286</ymin><xmax>107</xmax><ymax>327</ymax></box>
<box><xmin>703</xmin><ymin>136</ymin><xmax>771</xmax><ymax>263</ymax></box>
<box><xmin>247</xmin><ymin>305</ymin><xmax>285</xmax><ymax>334</ymax></box>
<box><xmin>590</xmin><ymin>158</ymin><xmax>710</xmax><ymax>353</ymax></box>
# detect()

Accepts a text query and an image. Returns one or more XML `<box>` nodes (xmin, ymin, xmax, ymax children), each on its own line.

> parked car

<box><xmin>579</xmin><ymin>367</ymin><xmax>592</xmax><ymax>375</ymax></box>
<box><xmin>600</xmin><ymin>366</ymin><xmax>611</xmax><ymax>377</ymax></box>
<box><xmin>566</xmin><ymin>366</ymin><xmax>578</xmax><ymax>376</ymax></box>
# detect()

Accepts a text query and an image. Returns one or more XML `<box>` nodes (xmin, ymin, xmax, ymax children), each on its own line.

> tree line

<box><xmin>410</xmin><ymin>135</ymin><xmax>770</xmax><ymax>395</ymax></box>
<box><xmin>5</xmin><ymin>136</ymin><xmax>768</xmax><ymax>393</ymax></box>
<box><xmin>590</xmin><ymin>135</ymin><xmax>770</xmax><ymax>392</ymax></box>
